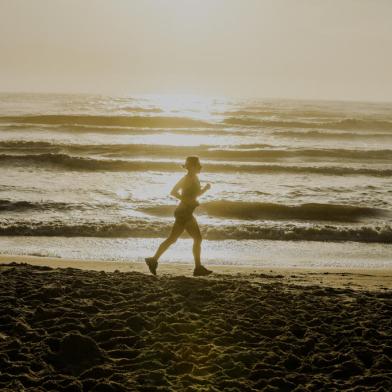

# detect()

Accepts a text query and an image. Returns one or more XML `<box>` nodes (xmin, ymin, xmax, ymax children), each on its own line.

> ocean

<box><xmin>0</xmin><ymin>92</ymin><xmax>391</xmax><ymax>268</ymax></box>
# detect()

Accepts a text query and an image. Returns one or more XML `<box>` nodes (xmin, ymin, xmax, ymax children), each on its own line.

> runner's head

<box><xmin>183</xmin><ymin>156</ymin><xmax>202</xmax><ymax>173</ymax></box>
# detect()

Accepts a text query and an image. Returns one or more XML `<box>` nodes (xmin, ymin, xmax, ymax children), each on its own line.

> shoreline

<box><xmin>1</xmin><ymin>254</ymin><xmax>391</xmax><ymax>291</ymax></box>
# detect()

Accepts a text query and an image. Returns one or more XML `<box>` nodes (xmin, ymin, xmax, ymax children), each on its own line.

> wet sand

<box><xmin>0</xmin><ymin>256</ymin><xmax>391</xmax><ymax>391</ymax></box>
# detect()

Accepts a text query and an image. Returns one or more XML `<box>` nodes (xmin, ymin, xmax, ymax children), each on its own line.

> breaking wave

<box><xmin>0</xmin><ymin>219</ymin><xmax>391</xmax><ymax>243</ymax></box>
<box><xmin>0</xmin><ymin>199</ymin><xmax>106</xmax><ymax>212</ymax></box>
<box><xmin>2</xmin><ymin>198</ymin><xmax>386</xmax><ymax>223</ymax></box>
<box><xmin>1</xmin><ymin>153</ymin><xmax>391</xmax><ymax>176</ymax></box>
<box><xmin>7</xmin><ymin>114</ymin><xmax>392</xmax><ymax>133</ymax></box>
<box><xmin>1</xmin><ymin>141</ymin><xmax>391</xmax><ymax>161</ymax></box>
<box><xmin>0</xmin><ymin>114</ymin><xmax>215</xmax><ymax>128</ymax></box>
<box><xmin>140</xmin><ymin>201</ymin><xmax>386</xmax><ymax>223</ymax></box>
<box><xmin>223</xmin><ymin>117</ymin><xmax>392</xmax><ymax>131</ymax></box>
<box><xmin>274</xmin><ymin>130</ymin><xmax>392</xmax><ymax>140</ymax></box>
<box><xmin>0</xmin><ymin>141</ymin><xmax>275</xmax><ymax>159</ymax></box>
<box><xmin>0</xmin><ymin>123</ymin><xmax>242</xmax><ymax>136</ymax></box>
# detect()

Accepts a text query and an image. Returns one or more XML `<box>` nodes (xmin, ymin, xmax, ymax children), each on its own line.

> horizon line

<box><xmin>1</xmin><ymin>90</ymin><xmax>392</xmax><ymax>106</ymax></box>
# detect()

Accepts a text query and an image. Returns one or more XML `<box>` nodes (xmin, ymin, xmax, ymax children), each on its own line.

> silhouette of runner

<box><xmin>145</xmin><ymin>156</ymin><xmax>212</xmax><ymax>276</ymax></box>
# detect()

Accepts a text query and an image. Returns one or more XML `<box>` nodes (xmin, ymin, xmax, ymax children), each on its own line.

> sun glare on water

<box><xmin>136</xmin><ymin>93</ymin><xmax>228</xmax><ymax>121</ymax></box>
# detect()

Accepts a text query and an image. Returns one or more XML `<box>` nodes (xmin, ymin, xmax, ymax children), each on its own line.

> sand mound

<box><xmin>0</xmin><ymin>262</ymin><xmax>391</xmax><ymax>391</ymax></box>
<box><xmin>48</xmin><ymin>333</ymin><xmax>105</xmax><ymax>374</ymax></box>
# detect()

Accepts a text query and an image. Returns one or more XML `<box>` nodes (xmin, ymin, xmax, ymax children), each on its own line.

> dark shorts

<box><xmin>174</xmin><ymin>203</ymin><xmax>197</xmax><ymax>225</ymax></box>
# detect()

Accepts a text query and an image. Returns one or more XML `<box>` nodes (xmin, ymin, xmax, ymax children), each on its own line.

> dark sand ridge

<box><xmin>0</xmin><ymin>259</ymin><xmax>391</xmax><ymax>391</ymax></box>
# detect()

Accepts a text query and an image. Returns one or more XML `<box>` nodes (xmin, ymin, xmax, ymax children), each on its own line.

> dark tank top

<box><xmin>181</xmin><ymin>175</ymin><xmax>201</xmax><ymax>201</ymax></box>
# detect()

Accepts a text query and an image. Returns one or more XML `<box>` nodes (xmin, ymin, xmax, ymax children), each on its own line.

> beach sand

<box><xmin>0</xmin><ymin>256</ymin><xmax>391</xmax><ymax>391</ymax></box>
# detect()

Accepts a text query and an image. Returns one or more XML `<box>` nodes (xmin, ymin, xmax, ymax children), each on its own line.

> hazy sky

<box><xmin>1</xmin><ymin>0</ymin><xmax>391</xmax><ymax>101</ymax></box>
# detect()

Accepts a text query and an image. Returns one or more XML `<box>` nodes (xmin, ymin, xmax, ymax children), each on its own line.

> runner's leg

<box><xmin>185</xmin><ymin>216</ymin><xmax>202</xmax><ymax>268</ymax></box>
<box><xmin>153</xmin><ymin>220</ymin><xmax>185</xmax><ymax>261</ymax></box>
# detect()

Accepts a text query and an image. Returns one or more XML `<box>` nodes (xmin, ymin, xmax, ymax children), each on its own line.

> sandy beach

<box><xmin>1</xmin><ymin>256</ymin><xmax>391</xmax><ymax>391</ymax></box>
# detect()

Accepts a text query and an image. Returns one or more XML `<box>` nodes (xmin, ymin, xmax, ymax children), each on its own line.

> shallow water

<box><xmin>1</xmin><ymin>237</ymin><xmax>392</xmax><ymax>269</ymax></box>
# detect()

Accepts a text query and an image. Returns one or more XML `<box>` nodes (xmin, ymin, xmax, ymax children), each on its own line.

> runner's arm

<box><xmin>170</xmin><ymin>177</ymin><xmax>185</xmax><ymax>200</ymax></box>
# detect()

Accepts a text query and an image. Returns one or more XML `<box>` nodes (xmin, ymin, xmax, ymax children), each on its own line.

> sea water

<box><xmin>0</xmin><ymin>93</ymin><xmax>391</xmax><ymax>268</ymax></box>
